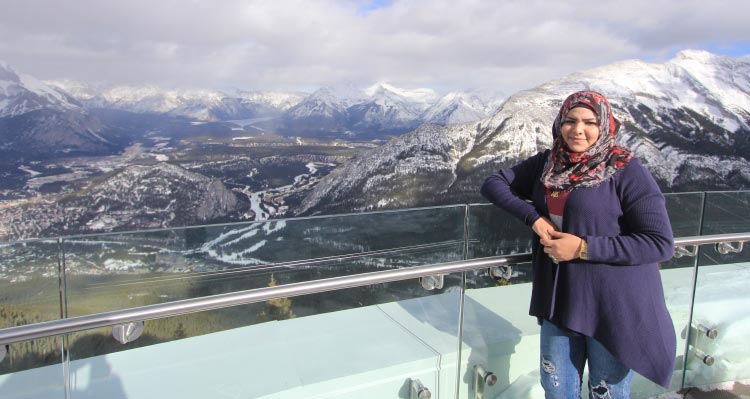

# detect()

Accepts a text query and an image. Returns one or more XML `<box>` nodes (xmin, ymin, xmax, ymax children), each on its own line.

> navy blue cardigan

<box><xmin>481</xmin><ymin>150</ymin><xmax>676</xmax><ymax>388</ymax></box>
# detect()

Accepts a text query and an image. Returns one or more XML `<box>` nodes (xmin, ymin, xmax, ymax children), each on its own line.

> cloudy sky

<box><xmin>2</xmin><ymin>0</ymin><xmax>749</xmax><ymax>94</ymax></box>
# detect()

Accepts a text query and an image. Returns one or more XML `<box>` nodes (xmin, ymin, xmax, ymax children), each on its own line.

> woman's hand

<box><xmin>532</xmin><ymin>216</ymin><xmax>557</xmax><ymax>241</ymax></box>
<box><xmin>540</xmin><ymin>230</ymin><xmax>583</xmax><ymax>262</ymax></box>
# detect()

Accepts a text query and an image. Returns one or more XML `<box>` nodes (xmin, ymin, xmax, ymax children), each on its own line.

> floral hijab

<box><xmin>541</xmin><ymin>90</ymin><xmax>632</xmax><ymax>191</ymax></box>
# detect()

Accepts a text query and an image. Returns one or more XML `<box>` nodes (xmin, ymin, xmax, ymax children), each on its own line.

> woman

<box><xmin>480</xmin><ymin>90</ymin><xmax>676</xmax><ymax>398</ymax></box>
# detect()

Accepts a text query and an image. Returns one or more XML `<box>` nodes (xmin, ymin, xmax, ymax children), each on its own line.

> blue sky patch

<box><xmin>357</xmin><ymin>0</ymin><xmax>394</xmax><ymax>15</ymax></box>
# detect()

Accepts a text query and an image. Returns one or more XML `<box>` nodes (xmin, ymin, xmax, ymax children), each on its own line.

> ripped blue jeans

<box><xmin>540</xmin><ymin>320</ymin><xmax>633</xmax><ymax>399</ymax></box>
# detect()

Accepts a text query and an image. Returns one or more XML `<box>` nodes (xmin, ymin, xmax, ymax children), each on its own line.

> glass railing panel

<box><xmin>681</xmin><ymin>191</ymin><xmax>750</xmax><ymax>388</ymax></box>
<box><xmin>0</xmin><ymin>336</ymin><xmax>65</xmax><ymax>398</ymax></box>
<box><xmin>683</xmin><ymin>244</ymin><xmax>750</xmax><ymax>388</ymax></box>
<box><xmin>629</xmin><ymin>192</ymin><xmax>736</xmax><ymax>397</ymax></box>
<box><xmin>0</xmin><ymin>239</ymin><xmax>66</xmax><ymax>381</ymax></box>
<box><xmin>664</xmin><ymin>192</ymin><xmax>705</xmax><ymax>238</ymax></box>
<box><xmin>647</xmin><ymin>258</ymin><xmax>701</xmax><ymax>397</ymax></box>
<box><xmin>466</xmin><ymin>203</ymin><xmax>531</xmax><ymax>259</ymax></box>
<box><xmin>462</xmin><ymin>203</ymin><xmax>538</xmax><ymax>398</ymax></box>
<box><xmin>457</xmin><ymin>262</ymin><xmax>537</xmax><ymax>399</ymax></box>
<box><xmin>701</xmin><ymin>191</ymin><xmax>750</xmax><ymax>235</ymax></box>
<box><xmin>66</xmin><ymin>273</ymin><xmax>464</xmax><ymax>399</ymax></box>
<box><xmin>0</xmin><ymin>239</ymin><xmax>63</xmax><ymax>327</ymax></box>
<box><xmin>634</xmin><ymin>192</ymin><xmax>708</xmax><ymax>397</ymax></box>
<box><xmin>61</xmin><ymin>205</ymin><xmax>466</xmax><ymax>316</ymax></box>
<box><xmin>61</xmin><ymin>206</ymin><xmax>468</xmax><ymax>384</ymax></box>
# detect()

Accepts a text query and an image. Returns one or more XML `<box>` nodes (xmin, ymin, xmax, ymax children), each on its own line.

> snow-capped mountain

<box><xmin>0</xmin><ymin>62</ymin><xmax>130</xmax><ymax>159</ymax></box>
<box><xmin>281</xmin><ymin>87</ymin><xmax>353</xmax><ymax>135</ymax></box>
<box><xmin>47</xmin><ymin>80</ymin><xmax>307</xmax><ymax>122</ymax></box>
<box><xmin>234</xmin><ymin>90</ymin><xmax>306</xmax><ymax>112</ymax></box>
<box><xmin>0</xmin><ymin>62</ymin><xmax>82</xmax><ymax>118</ymax></box>
<box><xmin>281</xmin><ymin>82</ymin><xmax>497</xmax><ymax>137</ymax></box>
<box><xmin>0</xmin><ymin>108</ymin><xmax>115</xmax><ymax>158</ymax></box>
<box><xmin>281</xmin><ymin>82</ymin><xmax>503</xmax><ymax>137</ymax></box>
<box><xmin>297</xmin><ymin>50</ymin><xmax>750</xmax><ymax>215</ymax></box>
<box><xmin>422</xmin><ymin>91</ymin><xmax>505</xmax><ymax>125</ymax></box>
<box><xmin>46</xmin><ymin>78</ymin><xmax>495</xmax><ymax>136</ymax></box>
<box><xmin>347</xmin><ymin>83</ymin><xmax>434</xmax><ymax>133</ymax></box>
<box><xmin>364</xmin><ymin>82</ymin><xmax>439</xmax><ymax>106</ymax></box>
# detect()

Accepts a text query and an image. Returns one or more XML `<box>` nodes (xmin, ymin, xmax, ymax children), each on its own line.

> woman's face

<box><xmin>560</xmin><ymin>106</ymin><xmax>600</xmax><ymax>153</ymax></box>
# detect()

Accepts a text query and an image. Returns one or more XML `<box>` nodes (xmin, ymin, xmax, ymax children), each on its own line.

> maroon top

<box><xmin>545</xmin><ymin>189</ymin><xmax>570</xmax><ymax>230</ymax></box>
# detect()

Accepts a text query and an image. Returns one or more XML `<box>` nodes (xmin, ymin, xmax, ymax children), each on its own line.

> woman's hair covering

<box><xmin>541</xmin><ymin>90</ymin><xmax>632</xmax><ymax>191</ymax></box>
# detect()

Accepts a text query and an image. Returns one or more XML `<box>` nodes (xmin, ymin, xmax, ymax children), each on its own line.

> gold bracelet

<box><xmin>578</xmin><ymin>238</ymin><xmax>588</xmax><ymax>260</ymax></box>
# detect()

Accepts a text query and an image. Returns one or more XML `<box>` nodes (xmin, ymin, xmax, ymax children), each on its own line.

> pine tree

<box><xmin>256</xmin><ymin>275</ymin><xmax>296</xmax><ymax>322</ymax></box>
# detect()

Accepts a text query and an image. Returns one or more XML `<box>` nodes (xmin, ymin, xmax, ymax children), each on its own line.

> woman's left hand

<box><xmin>540</xmin><ymin>231</ymin><xmax>583</xmax><ymax>262</ymax></box>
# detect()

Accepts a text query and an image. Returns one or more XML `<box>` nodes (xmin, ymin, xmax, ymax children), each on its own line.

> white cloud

<box><xmin>1</xmin><ymin>0</ymin><xmax>749</xmax><ymax>93</ymax></box>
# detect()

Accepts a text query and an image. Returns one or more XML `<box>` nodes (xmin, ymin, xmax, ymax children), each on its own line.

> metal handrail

<box><xmin>0</xmin><ymin>254</ymin><xmax>530</xmax><ymax>345</ymax></box>
<box><xmin>0</xmin><ymin>233</ymin><xmax>748</xmax><ymax>346</ymax></box>
<box><xmin>673</xmin><ymin>232</ymin><xmax>750</xmax><ymax>246</ymax></box>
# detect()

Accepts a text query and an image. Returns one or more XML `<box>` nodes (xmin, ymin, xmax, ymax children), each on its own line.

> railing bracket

<box><xmin>473</xmin><ymin>364</ymin><xmax>497</xmax><ymax>399</ymax></box>
<box><xmin>674</xmin><ymin>245</ymin><xmax>698</xmax><ymax>258</ymax></box>
<box><xmin>489</xmin><ymin>265</ymin><xmax>513</xmax><ymax>281</ymax></box>
<box><xmin>693</xmin><ymin>347</ymin><xmax>715</xmax><ymax>366</ymax></box>
<box><xmin>716</xmin><ymin>241</ymin><xmax>744</xmax><ymax>255</ymax></box>
<box><xmin>410</xmin><ymin>378</ymin><xmax>431</xmax><ymax>399</ymax></box>
<box><xmin>113</xmin><ymin>321</ymin><xmax>145</xmax><ymax>344</ymax></box>
<box><xmin>693</xmin><ymin>322</ymin><xmax>718</xmax><ymax>339</ymax></box>
<box><xmin>420</xmin><ymin>275</ymin><xmax>444</xmax><ymax>291</ymax></box>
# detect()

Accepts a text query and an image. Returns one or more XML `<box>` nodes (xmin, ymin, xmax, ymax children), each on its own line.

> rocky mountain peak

<box><xmin>298</xmin><ymin>51</ymin><xmax>750</xmax><ymax>215</ymax></box>
<box><xmin>67</xmin><ymin>162</ymin><xmax>248</xmax><ymax>233</ymax></box>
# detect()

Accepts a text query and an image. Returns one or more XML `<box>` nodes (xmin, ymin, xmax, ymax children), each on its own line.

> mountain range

<box><xmin>0</xmin><ymin>61</ymin><xmax>505</xmax><ymax>165</ymax></box>
<box><xmin>2</xmin><ymin>50</ymin><xmax>749</xmax><ymax>239</ymax></box>
<box><xmin>44</xmin><ymin>80</ymin><xmax>504</xmax><ymax>139</ymax></box>
<box><xmin>280</xmin><ymin>83</ymin><xmax>504</xmax><ymax>137</ymax></box>
<box><xmin>49</xmin><ymin>80</ymin><xmax>308</xmax><ymax>122</ymax></box>
<box><xmin>297</xmin><ymin>50</ymin><xmax>750</xmax><ymax>215</ymax></box>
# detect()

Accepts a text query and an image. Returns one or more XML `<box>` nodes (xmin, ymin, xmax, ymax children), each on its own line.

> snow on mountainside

<box><xmin>0</xmin><ymin>63</ymin><xmax>132</xmax><ymax>160</ymax></box>
<box><xmin>285</xmin><ymin>87</ymin><xmax>353</xmax><ymax>118</ymax></box>
<box><xmin>297</xmin><ymin>122</ymin><xmax>481</xmax><ymax>213</ymax></box>
<box><xmin>47</xmin><ymin>78</ymin><xmax>496</xmax><ymax>136</ymax></box>
<box><xmin>282</xmin><ymin>87</ymin><xmax>351</xmax><ymax>135</ymax></box>
<box><xmin>298</xmin><ymin>50</ymin><xmax>750</xmax><ymax>215</ymax></box>
<box><xmin>347</xmin><ymin>84</ymin><xmax>431</xmax><ymax>133</ymax></box>
<box><xmin>48</xmin><ymin>80</ymin><xmax>307</xmax><ymax>122</ymax></box>
<box><xmin>234</xmin><ymin>90</ymin><xmax>306</xmax><ymax>111</ymax></box>
<box><xmin>0</xmin><ymin>61</ymin><xmax>82</xmax><ymax>117</ymax></box>
<box><xmin>364</xmin><ymin>82</ymin><xmax>439</xmax><ymax>106</ymax></box>
<box><xmin>281</xmin><ymin>82</ymin><xmax>495</xmax><ymax>137</ymax></box>
<box><xmin>82</xmin><ymin>162</ymin><xmax>246</xmax><ymax>228</ymax></box>
<box><xmin>422</xmin><ymin>91</ymin><xmax>505</xmax><ymax>125</ymax></box>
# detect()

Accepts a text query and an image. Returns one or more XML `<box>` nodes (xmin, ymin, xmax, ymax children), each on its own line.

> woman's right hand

<box><xmin>532</xmin><ymin>216</ymin><xmax>557</xmax><ymax>241</ymax></box>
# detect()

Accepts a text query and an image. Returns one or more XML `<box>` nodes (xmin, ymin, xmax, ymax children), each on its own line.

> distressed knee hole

<box><xmin>541</xmin><ymin>358</ymin><xmax>556</xmax><ymax>373</ymax></box>
<box><xmin>590</xmin><ymin>380</ymin><xmax>611</xmax><ymax>399</ymax></box>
